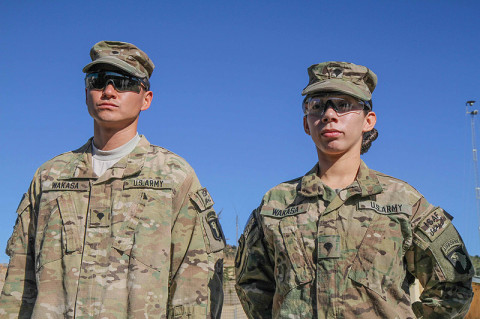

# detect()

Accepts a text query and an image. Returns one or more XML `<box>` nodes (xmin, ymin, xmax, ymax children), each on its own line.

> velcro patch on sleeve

<box><xmin>443</xmin><ymin>244</ymin><xmax>473</xmax><ymax>275</ymax></box>
<box><xmin>417</xmin><ymin>207</ymin><xmax>450</xmax><ymax>242</ymax></box>
<box><xmin>260</xmin><ymin>203</ymin><xmax>309</xmax><ymax>218</ymax></box>
<box><xmin>190</xmin><ymin>187</ymin><xmax>214</xmax><ymax>211</ymax></box>
<box><xmin>16</xmin><ymin>193</ymin><xmax>30</xmax><ymax>215</ymax></box>
<box><xmin>243</xmin><ymin>211</ymin><xmax>257</xmax><ymax>239</ymax></box>
<box><xmin>202</xmin><ymin>209</ymin><xmax>225</xmax><ymax>253</ymax></box>
<box><xmin>440</xmin><ymin>237</ymin><xmax>473</xmax><ymax>275</ymax></box>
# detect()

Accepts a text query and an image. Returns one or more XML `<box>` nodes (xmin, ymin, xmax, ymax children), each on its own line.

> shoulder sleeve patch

<box><xmin>201</xmin><ymin>209</ymin><xmax>225</xmax><ymax>253</ymax></box>
<box><xmin>441</xmin><ymin>238</ymin><xmax>462</xmax><ymax>256</ymax></box>
<box><xmin>420</xmin><ymin>221</ymin><xmax>475</xmax><ymax>281</ymax></box>
<box><xmin>260</xmin><ymin>203</ymin><xmax>309</xmax><ymax>218</ymax></box>
<box><xmin>7</xmin><ymin>193</ymin><xmax>31</xmax><ymax>256</ymax></box>
<box><xmin>190</xmin><ymin>187</ymin><xmax>214</xmax><ymax>211</ymax></box>
<box><xmin>417</xmin><ymin>207</ymin><xmax>450</xmax><ymax>242</ymax></box>
<box><xmin>16</xmin><ymin>193</ymin><xmax>30</xmax><ymax>215</ymax></box>
<box><xmin>440</xmin><ymin>235</ymin><xmax>473</xmax><ymax>276</ymax></box>
<box><xmin>243</xmin><ymin>211</ymin><xmax>258</xmax><ymax>239</ymax></box>
<box><xmin>443</xmin><ymin>244</ymin><xmax>473</xmax><ymax>275</ymax></box>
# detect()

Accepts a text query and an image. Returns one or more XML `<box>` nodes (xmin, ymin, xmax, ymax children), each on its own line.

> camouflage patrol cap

<box><xmin>302</xmin><ymin>61</ymin><xmax>377</xmax><ymax>101</ymax></box>
<box><xmin>82</xmin><ymin>41</ymin><xmax>155</xmax><ymax>79</ymax></box>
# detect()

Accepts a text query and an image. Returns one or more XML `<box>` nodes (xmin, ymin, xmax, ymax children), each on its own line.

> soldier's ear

<box><xmin>140</xmin><ymin>90</ymin><xmax>153</xmax><ymax>111</ymax></box>
<box><xmin>303</xmin><ymin>116</ymin><xmax>311</xmax><ymax>135</ymax></box>
<box><xmin>363</xmin><ymin>111</ymin><xmax>376</xmax><ymax>132</ymax></box>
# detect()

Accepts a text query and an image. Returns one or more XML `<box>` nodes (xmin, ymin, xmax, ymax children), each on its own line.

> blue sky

<box><xmin>1</xmin><ymin>1</ymin><xmax>480</xmax><ymax>263</ymax></box>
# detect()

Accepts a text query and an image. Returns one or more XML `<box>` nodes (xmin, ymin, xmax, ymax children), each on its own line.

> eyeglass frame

<box><xmin>302</xmin><ymin>92</ymin><xmax>372</xmax><ymax>117</ymax></box>
<box><xmin>85</xmin><ymin>71</ymin><xmax>150</xmax><ymax>93</ymax></box>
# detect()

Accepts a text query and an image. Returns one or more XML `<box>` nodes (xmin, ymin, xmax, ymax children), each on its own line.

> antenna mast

<box><xmin>236</xmin><ymin>214</ymin><xmax>239</xmax><ymax>244</ymax></box>
<box><xmin>466</xmin><ymin>100</ymin><xmax>480</xmax><ymax>242</ymax></box>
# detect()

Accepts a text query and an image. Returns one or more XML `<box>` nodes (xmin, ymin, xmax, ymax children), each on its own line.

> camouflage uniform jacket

<box><xmin>235</xmin><ymin>161</ymin><xmax>474</xmax><ymax>319</ymax></box>
<box><xmin>0</xmin><ymin>135</ymin><xmax>225</xmax><ymax>319</ymax></box>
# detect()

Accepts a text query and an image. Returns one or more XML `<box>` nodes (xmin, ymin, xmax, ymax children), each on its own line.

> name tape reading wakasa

<box><xmin>43</xmin><ymin>181</ymin><xmax>90</xmax><ymax>191</ymax></box>
<box><xmin>261</xmin><ymin>204</ymin><xmax>309</xmax><ymax>218</ymax></box>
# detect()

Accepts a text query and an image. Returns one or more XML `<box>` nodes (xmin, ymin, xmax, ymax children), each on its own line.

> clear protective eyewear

<box><xmin>85</xmin><ymin>71</ymin><xmax>149</xmax><ymax>93</ymax></box>
<box><xmin>303</xmin><ymin>93</ymin><xmax>371</xmax><ymax>117</ymax></box>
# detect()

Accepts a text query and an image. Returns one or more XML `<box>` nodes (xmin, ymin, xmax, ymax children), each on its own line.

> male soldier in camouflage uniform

<box><xmin>0</xmin><ymin>41</ymin><xmax>225</xmax><ymax>318</ymax></box>
<box><xmin>235</xmin><ymin>61</ymin><xmax>474</xmax><ymax>318</ymax></box>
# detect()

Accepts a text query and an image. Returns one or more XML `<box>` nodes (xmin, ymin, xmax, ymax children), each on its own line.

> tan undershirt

<box><xmin>91</xmin><ymin>133</ymin><xmax>141</xmax><ymax>177</ymax></box>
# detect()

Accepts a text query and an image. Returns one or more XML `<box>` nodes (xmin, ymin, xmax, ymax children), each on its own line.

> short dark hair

<box><xmin>361</xmin><ymin>103</ymin><xmax>377</xmax><ymax>154</ymax></box>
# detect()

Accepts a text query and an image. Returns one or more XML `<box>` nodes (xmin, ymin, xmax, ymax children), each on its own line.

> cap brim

<box><xmin>301</xmin><ymin>79</ymin><xmax>371</xmax><ymax>101</ymax></box>
<box><xmin>82</xmin><ymin>56</ymin><xmax>147</xmax><ymax>78</ymax></box>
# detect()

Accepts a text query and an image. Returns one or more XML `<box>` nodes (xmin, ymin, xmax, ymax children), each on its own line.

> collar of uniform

<box><xmin>355</xmin><ymin>160</ymin><xmax>383</xmax><ymax>196</ymax></box>
<box><xmin>91</xmin><ymin>135</ymin><xmax>148</xmax><ymax>184</ymax></box>
<box><xmin>299</xmin><ymin>164</ymin><xmax>324</xmax><ymax>197</ymax></box>
<box><xmin>299</xmin><ymin>161</ymin><xmax>383</xmax><ymax>198</ymax></box>
<box><xmin>121</xmin><ymin>134</ymin><xmax>149</xmax><ymax>177</ymax></box>
<box><xmin>57</xmin><ymin>135</ymin><xmax>150</xmax><ymax>180</ymax></box>
<box><xmin>57</xmin><ymin>138</ymin><xmax>95</xmax><ymax>179</ymax></box>
<box><xmin>298</xmin><ymin>164</ymin><xmax>341</xmax><ymax>200</ymax></box>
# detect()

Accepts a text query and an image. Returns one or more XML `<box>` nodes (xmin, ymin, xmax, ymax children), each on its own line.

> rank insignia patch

<box><xmin>318</xmin><ymin>235</ymin><xmax>341</xmax><ymax>259</ymax></box>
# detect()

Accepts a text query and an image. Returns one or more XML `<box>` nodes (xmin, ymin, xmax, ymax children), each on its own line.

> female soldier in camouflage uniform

<box><xmin>235</xmin><ymin>61</ymin><xmax>474</xmax><ymax>318</ymax></box>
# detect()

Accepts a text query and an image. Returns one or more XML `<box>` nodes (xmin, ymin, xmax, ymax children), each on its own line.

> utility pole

<box><xmin>466</xmin><ymin>100</ymin><xmax>480</xmax><ymax>242</ymax></box>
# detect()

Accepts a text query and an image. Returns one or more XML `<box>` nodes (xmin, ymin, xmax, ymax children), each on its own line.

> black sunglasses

<box><xmin>85</xmin><ymin>71</ymin><xmax>149</xmax><ymax>93</ymax></box>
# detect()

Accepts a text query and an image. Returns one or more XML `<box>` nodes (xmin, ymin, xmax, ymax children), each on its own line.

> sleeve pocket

<box><xmin>6</xmin><ymin>193</ymin><xmax>31</xmax><ymax>257</ymax></box>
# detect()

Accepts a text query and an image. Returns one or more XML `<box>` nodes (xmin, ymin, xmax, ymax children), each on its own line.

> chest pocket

<box><xmin>36</xmin><ymin>193</ymin><xmax>82</xmax><ymax>271</ymax></box>
<box><xmin>348</xmin><ymin>201</ymin><xmax>412</xmax><ymax>300</ymax></box>
<box><xmin>277</xmin><ymin>216</ymin><xmax>314</xmax><ymax>295</ymax></box>
<box><xmin>111</xmin><ymin>189</ymin><xmax>172</xmax><ymax>271</ymax></box>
